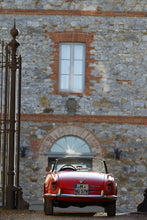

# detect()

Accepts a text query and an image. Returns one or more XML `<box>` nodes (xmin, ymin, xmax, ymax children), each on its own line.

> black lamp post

<box><xmin>6</xmin><ymin>21</ymin><xmax>20</xmax><ymax>209</ymax></box>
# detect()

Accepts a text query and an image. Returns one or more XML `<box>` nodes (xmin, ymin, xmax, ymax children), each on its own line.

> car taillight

<box><xmin>51</xmin><ymin>181</ymin><xmax>57</xmax><ymax>191</ymax></box>
<box><xmin>107</xmin><ymin>181</ymin><xmax>112</xmax><ymax>192</ymax></box>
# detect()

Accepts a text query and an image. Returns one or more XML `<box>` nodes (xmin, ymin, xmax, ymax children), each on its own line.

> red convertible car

<box><xmin>43</xmin><ymin>157</ymin><xmax>117</xmax><ymax>216</ymax></box>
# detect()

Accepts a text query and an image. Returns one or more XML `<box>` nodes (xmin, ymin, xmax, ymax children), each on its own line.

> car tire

<box><xmin>44</xmin><ymin>198</ymin><xmax>53</xmax><ymax>215</ymax></box>
<box><xmin>106</xmin><ymin>201</ymin><xmax>116</xmax><ymax>216</ymax></box>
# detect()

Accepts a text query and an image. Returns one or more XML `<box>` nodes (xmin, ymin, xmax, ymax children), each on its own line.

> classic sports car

<box><xmin>43</xmin><ymin>157</ymin><xmax>117</xmax><ymax>216</ymax></box>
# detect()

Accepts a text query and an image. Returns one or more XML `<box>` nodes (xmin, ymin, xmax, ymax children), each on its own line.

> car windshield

<box><xmin>53</xmin><ymin>157</ymin><xmax>107</xmax><ymax>173</ymax></box>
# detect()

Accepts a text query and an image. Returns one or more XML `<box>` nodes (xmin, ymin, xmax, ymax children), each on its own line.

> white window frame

<box><xmin>59</xmin><ymin>43</ymin><xmax>86</xmax><ymax>93</ymax></box>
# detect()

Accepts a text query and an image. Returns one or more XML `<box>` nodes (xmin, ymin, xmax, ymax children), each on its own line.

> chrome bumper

<box><xmin>44</xmin><ymin>193</ymin><xmax>117</xmax><ymax>200</ymax></box>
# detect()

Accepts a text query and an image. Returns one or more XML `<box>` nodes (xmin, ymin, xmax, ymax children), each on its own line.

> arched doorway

<box><xmin>39</xmin><ymin>125</ymin><xmax>102</xmax><ymax>169</ymax></box>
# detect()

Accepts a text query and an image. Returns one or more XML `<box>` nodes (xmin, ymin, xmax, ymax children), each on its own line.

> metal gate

<box><xmin>0</xmin><ymin>22</ymin><xmax>28</xmax><ymax>209</ymax></box>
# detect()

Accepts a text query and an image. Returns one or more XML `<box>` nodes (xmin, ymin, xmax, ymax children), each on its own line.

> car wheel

<box><xmin>44</xmin><ymin>197</ymin><xmax>53</xmax><ymax>215</ymax></box>
<box><xmin>106</xmin><ymin>201</ymin><xmax>116</xmax><ymax>216</ymax></box>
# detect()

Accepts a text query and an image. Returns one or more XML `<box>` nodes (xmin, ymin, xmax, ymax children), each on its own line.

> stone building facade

<box><xmin>0</xmin><ymin>0</ymin><xmax>147</xmax><ymax>212</ymax></box>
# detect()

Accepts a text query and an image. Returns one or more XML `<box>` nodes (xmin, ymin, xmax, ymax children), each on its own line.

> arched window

<box><xmin>50</xmin><ymin>135</ymin><xmax>91</xmax><ymax>154</ymax></box>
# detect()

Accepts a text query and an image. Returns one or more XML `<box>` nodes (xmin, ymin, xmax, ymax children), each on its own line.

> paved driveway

<box><xmin>0</xmin><ymin>209</ymin><xmax>146</xmax><ymax>220</ymax></box>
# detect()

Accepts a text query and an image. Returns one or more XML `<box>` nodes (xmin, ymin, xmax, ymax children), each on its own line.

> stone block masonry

<box><xmin>0</xmin><ymin>0</ymin><xmax>147</xmax><ymax>12</ymax></box>
<box><xmin>0</xmin><ymin>13</ymin><xmax>146</xmax><ymax>116</ymax></box>
<box><xmin>18</xmin><ymin>121</ymin><xmax>147</xmax><ymax>212</ymax></box>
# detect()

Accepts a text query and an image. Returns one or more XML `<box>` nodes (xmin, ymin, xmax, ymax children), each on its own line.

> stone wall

<box><xmin>19</xmin><ymin>121</ymin><xmax>147</xmax><ymax>211</ymax></box>
<box><xmin>0</xmin><ymin>14</ymin><xmax>147</xmax><ymax>116</ymax></box>
<box><xmin>0</xmin><ymin>0</ymin><xmax>147</xmax><ymax>11</ymax></box>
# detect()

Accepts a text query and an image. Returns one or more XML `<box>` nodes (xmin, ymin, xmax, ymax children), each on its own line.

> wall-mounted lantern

<box><xmin>114</xmin><ymin>148</ymin><xmax>122</xmax><ymax>159</ymax></box>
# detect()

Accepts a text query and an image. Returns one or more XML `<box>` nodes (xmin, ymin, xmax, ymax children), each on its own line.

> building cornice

<box><xmin>0</xmin><ymin>9</ymin><xmax>146</xmax><ymax>17</ymax></box>
<box><xmin>19</xmin><ymin>114</ymin><xmax>147</xmax><ymax>125</ymax></box>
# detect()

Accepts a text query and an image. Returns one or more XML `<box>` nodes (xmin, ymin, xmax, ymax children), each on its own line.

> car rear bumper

<box><xmin>44</xmin><ymin>192</ymin><xmax>117</xmax><ymax>200</ymax></box>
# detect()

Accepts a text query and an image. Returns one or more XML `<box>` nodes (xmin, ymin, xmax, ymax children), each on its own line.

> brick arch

<box><xmin>39</xmin><ymin>124</ymin><xmax>102</xmax><ymax>157</ymax></box>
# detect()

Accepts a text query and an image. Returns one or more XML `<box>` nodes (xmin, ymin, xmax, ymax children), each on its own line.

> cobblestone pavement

<box><xmin>0</xmin><ymin>209</ymin><xmax>147</xmax><ymax>220</ymax></box>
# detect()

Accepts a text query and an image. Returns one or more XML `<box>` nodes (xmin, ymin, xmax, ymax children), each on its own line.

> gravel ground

<box><xmin>0</xmin><ymin>209</ymin><xmax>147</xmax><ymax>220</ymax></box>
